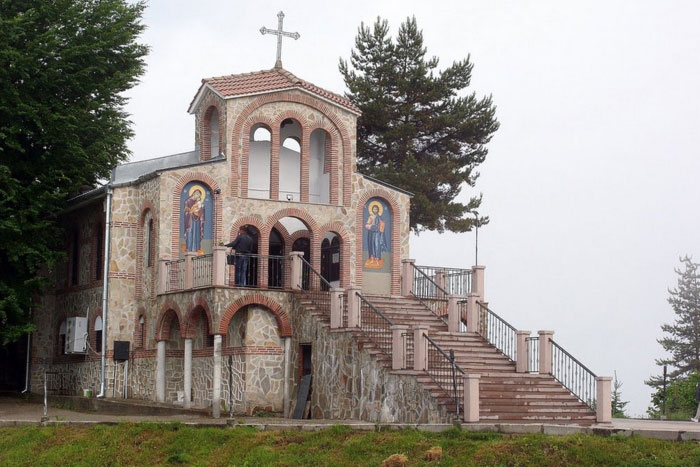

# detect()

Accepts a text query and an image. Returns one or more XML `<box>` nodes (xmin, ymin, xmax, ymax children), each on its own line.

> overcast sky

<box><xmin>124</xmin><ymin>0</ymin><xmax>700</xmax><ymax>417</ymax></box>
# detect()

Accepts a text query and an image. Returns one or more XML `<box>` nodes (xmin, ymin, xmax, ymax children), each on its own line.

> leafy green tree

<box><xmin>0</xmin><ymin>0</ymin><xmax>148</xmax><ymax>344</ymax></box>
<box><xmin>339</xmin><ymin>17</ymin><xmax>499</xmax><ymax>233</ymax></box>
<box><xmin>647</xmin><ymin>371</ymin><xmax>700</xmax><ymax>420</ymax></box>
<box><xmin>612</xmin><ymin>371</ymin><xmax>629</xmax><ymax>418</ymax></box>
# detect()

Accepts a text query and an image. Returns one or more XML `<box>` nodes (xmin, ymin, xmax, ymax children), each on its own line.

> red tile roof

<box><xmin>192</xmin><ymin>67</ymin><xmax>361</xmax><ymax>114</ymax></box>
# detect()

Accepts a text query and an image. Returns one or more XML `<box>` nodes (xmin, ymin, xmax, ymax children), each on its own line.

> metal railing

<box><xmin>192</xmin><ymin>254</ymin><xmax>213</xmax><ymax>288</ymax></box>
<box><xmin>425</xmin><ymin>334</ymin><xmax>465</xmax><ymax>416</ymax></box>
<box><xmin>476</xmin><ymin>302</ymin><xmax>517</xmax><ymax>362</ymax></box>
<box><xmin>551</xmin><ymin>339</ymin><xmax>597</xmax><ymax>409</ymax></box>
<box><xmin>527</xmin><ymin>336</ymin><xmax>539</xmax><ymax>373</ymax></box>
<box><xmin>299</xmin><ymin>257</ymin><xmax>331</xmax><ymax>317</ymax></box>
<box><xmin>411</xmin><ymin>263</ymin><xmax>448</xmax><ymax>322</ymax></box>
<box><xmin>165</xmin><ymin>259</ymin><xmax>185</xmax><ymax>292</ymax></box>
<box><xmin>402</xmin><ymin>331</ymin><xmax>414</xmax><ymax>369</ymax></box>
<box><xmin>228</xmin><ymin>253</ymin><xmax>288</xmax><ymax>289</ymax></box>
<box><xmin>357</xmin><ymin>293</ymin><xmax>394</xmax><ymax>356</ymax></box>
<box><xmin>415</xmin><ymin>265</ymin><xmax>472</xmax><ymax>297</ymax></box>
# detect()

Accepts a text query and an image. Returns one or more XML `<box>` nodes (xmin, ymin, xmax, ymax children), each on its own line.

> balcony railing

<box><xmin>227</xmin><ymin>253</ymin><xmax>288</xmax><ymax>289</ymax></box>
<box><xmin>415</xmin><ymin>265</ymin><xmax>472</xmax><ymax>297</ymax></box>
<box><xmin>165</xmin><ymin>259</ymin><xmax>185</xmax><ymax>292</ymax></box>
<box><xmin>192</xmin><ymin>254</ymin><xmax>213</xmax><ymax>288</ymax></box>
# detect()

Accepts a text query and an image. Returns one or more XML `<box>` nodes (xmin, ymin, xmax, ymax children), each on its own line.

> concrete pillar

<box><xmin>447</xmin><ymin>295</ymin><xmax>460</xmax><ymax>333</ymax></box>
<box><xmin>184</xmin><ymin>251</ymin><xmax>195</xmax><ymax>289</ymax></box>
<box><xmin>413</xmin><ymin>325</ymin><xmax>429</xmax><ymax>371</ymax></box>
<box><xmin>516</xmin><ymin>331</ymin><xmax>530</xmax><ymax>373</ymax></box>
<box><xmin>435</xmin><ymin>269</ymin><xmax>446</xmax><ymax>296</ymax></box>
<box><xmin>212</xmin><ymin>334</ymin><xmax>222</xmax><ymax>418</ymax></box>
<box><xmin>463</xmin><ymin>374</ymin><xmax>480</xmax><ymax>423</ymax></box>
<box><xmin>538</xmin><ymin>330</ymin><xmax>554</xmax><ymax>375</ymax></box>
<box><xmin>347</xmin><ymin>287</ymin><xmax>361</xmax><ymax>328</ymax></box>
<box><xmin>465</xmin><ymin>293</ymin><xmax>480</xmax><ymax>334</ymax></box>
<box><xmin>212</xmin><ymin>246</ymin><xmax>226</xmax><ymax>286</ymax></box>
<box><xmin>290</xmin><ymin>251</ymin><xmax>304</xmax><ymax>290</ymax></box>
<box><xmin>156</xmin><ymin>340</ymin><xmax>166</xmax><ymax>403</ymax></box>
<box><xmin>401</xmin><ymin>259</ymin><xmax>416</xmax><ymax>296</ymax></box>
<box><xmin>158</xmin><ymin>259</ymin><xmax>168</xmax><ymax>295</ymax></box>
<box><xmin>283</xmin><ymin>337</ymin><xmax>291</xmax><ymax>417</ymax></box>
<box><xmin>391</xmin><ymin>325</ymin><xmax>409</xmax><ymax>370</ymax></box>
<box><xmin>471</xmin><ymin>265</ymin><xmax>485</xmax><ymax>300</ymax></box>
<box><xmin>183</xmin><ymin>338</ymin><xmax>192</xmax><ymax>409</ymax></box>
<box><xmin>330</xmin><ymin>288</ymin><xmax>344</xmax><ymax>329</ymax></box>
<box><xmin>596</xmin><ymin>376</ymin><xmax>612</xmax><ymax>423</ymax></box>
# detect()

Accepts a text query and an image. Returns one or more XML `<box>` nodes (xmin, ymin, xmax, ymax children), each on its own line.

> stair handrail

<box><xmin>357</xmin><ymin>292</ymin><xmax>394</xmax><ymax>357</ymax></box>
<box><xmin>410</xmin><ymin>263</ymin><xmax>449</xmax><ymax>323</ymax></box>
<box><xmin>424</xmin><ymin>333</ymin><xmax>465</xmax><ymax>417</ymax></box>
<box><xmin>298</xmin><ymin>256</ymin><xmax>332</xmax><ymax>316</ymax></box>
<box><xmin>475</xmin><ymin>302</ymin><xmax>517</xmax><ymax>362</ymax></box>
<box><xmin>415</xmin><ymin>265</ymin><xmax>472</xmax><ymax>297</ymax></box>
<box><xmin>551</xmin><ymin>339</ymin><xmax>598</xmax><ymax>409</ymax></box>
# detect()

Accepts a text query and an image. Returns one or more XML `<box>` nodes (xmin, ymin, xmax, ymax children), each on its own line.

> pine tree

<box><xmin>339</xmin><ymin>17</ymin><xmax>499</xmax><ymax>233</ymax></box>
<box><xmin>0</xmin><ymin>0</ymin><xmax>148</xmax><ymax>344</ymax></box>
<box><xmin>611</xmin><ymin>371</ymin><xmax>629</xmax><ymax>418</ymax></box>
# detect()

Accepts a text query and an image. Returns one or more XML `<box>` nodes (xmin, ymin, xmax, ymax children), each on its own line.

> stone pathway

<box><xmin>2</xmin><ymin>397</ymin><xmax>700</xmax><ymax>441</ymax></box>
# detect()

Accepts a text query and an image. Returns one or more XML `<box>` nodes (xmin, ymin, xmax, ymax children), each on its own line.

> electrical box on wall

<box><xmin>65</xmin><ymin>317</ymin><xmax>88</xmax><ymax>354</ymax></box>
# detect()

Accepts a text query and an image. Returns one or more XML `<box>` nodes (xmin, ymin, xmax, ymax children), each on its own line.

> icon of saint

<box><xmin>183</xmin><ymin>186</ymin><xmax>206</xmax><ymax>255</ymax></box>
<box><xmin>364</xmin><ymin>200</ymin><xmax>387</xmax><ymax>269</ymax></box>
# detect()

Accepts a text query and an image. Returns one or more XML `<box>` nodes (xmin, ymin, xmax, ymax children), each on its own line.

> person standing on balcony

<box><xmin>226</xmin><ymin>226</ymin><xmax>255</xmax><ymax>287</ymax></box>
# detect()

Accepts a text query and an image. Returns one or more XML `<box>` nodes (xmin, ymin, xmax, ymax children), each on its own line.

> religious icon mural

<box><xmin>179</xmin><ymin>182</ymin><xmax>213</xmax><ymax>257</ymax></box>
<box><xmin>362</xmin><ymin>197</ymin><xmax>391</xmax><ymax>272</ymax></box>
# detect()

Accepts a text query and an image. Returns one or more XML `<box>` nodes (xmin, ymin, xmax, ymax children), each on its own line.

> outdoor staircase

<box><xmin>296</xmin><ymin>292</ymin><xmax>597</xmax><ymax>426</ymax></box>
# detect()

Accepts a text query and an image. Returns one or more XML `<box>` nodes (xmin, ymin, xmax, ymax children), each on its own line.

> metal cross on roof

<box><xmin>260</xmin><ymin>11</ymin><xmax>300</xmax><ymax>69</ymax></box>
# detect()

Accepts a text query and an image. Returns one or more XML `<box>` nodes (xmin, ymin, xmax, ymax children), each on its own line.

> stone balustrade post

<box><xmin>290</xmin><ymin>251</ymin><xmax>304</xmax><ymax>290</ymax></box>
<box><xmin>158</xmin><ymin>259</ymin><xmax>168</xmax><ymax>295</ymax></box>
<box><xmin>346</xmin><ymin>288</ymin><xmax>361</xmax><ymax>328</ymax></box>
<box><xmin>183</xmin><ymin>338</ymin><xmax>192</xmax><ymax>409</ymax></box>
<box><xmin>391</xmin><ymin>325</ymin><xmax>409</xmax><ymax>370</ymax></box>
<box><xmin>466</xmin><ymin>293</ymin><xmax>481</xmax><ymax>334</ymax></box>
<box><xmin>413</xmin><ymin>325</ymin><xmax>429</xmax><ymax>371</ymax></box>
<box><xmin>538</xmin><ymin>330</ymin><xmax>554</xmax><ymax>375</ymax></box>
<box><xmin>436</xmin><ymin>269</ymin><xmax>446</xmax><ymax>296</ymax></box>
<box><xmin>472</xmin><ymin>265</ymin><xmax>485</xmax><ymax>300</ymax></box>
<box><xmin>463</xmin><ymin>374</ymin><xmax>481</xmax><ymax>422</ymax></box>
<box><xmin>212</xmin><ymin>246</ymin><xmax>227</xmax><ymax>286</ymax></box>
<box><xmin>401</xmin><ymin>259</ymin><xmax>416</xmax><ymax>296</ymax></box>
<box><xmin>596</xmin><ymin>376</ymin><xmax>612</xmax><ymax>423</ymax></box>
<box><xmin>212</xmin><ymin>334</ymin><xmax>222</xmax><ymax>418</ymax></box>
<box><xmin>184</xmin><ymin>252</ymin><xmax>196</xmax><ymax>289</ymax></box>
<box><xmin>156</xmin><ymin>340</ymin><xmax>166</xmax><ymax>403</ymax></box>
<box><xmin>516</xmin><ymin>331</ymin><xmax>530</xmax><ymax>373</ymax></box>
<box><xmin>447</xmin><ymin>295</ymin><xmax>461</xmax><ymax>333</ymax></box>
<box><xmin>330</xmin><ymin>288</ymin><xmax>344</xmax><ymax>329</ymax></box>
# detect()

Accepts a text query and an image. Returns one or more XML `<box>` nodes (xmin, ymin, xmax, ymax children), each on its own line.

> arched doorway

<box><xmin>320</xmin><ymin>233</ymin><xmax>340</xmax><ymax>289</ymax></box>
<box><xmin>268</xmin><ymin>228</ymin><xmax>285</xmax><ymax>289</ymax></box>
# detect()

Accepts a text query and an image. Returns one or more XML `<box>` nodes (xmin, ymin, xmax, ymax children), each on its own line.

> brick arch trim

<box><xmin>231</xmin><ymin>92</ymin><xmax>352</xmax><ymax>205</ymax></box>
<box><xmin>136</xmin><ymin>201</ymin><xmax>157</xmax><ymax>300</ymax></box>
<box><xmin>183</xmin><ymin>297</ymin><xmax>214</xmax><ymax>339</ymax></box>
<box><xmin>217</xmin><ymin>294</ymin><xmax>292</xmax><ymax>337</ymax></box>
<box><xmin>134</xmin><ymin>307</ymin><xmax>147</xmax><ymax>349</ymax></box>
<box><xmin>240</xmin><ymin>116</ymin><xmax>277</xmax><ymax>198</ymax></box>
<box><xmin>355</xmin><ymin>189</ymin><xmax>402</xmax><ymax>295</ymax></box>
<box><xmin>155</xmin><ymin>302</ymin><xmax>184</xmax><ymax>341</ymax></box>
<box><xmin>170</xmin><ymin>172</ymin><xmax>223</xmax><ymax>258</ymax></box>
<box><xmin>228</xmin><ymin>215</ymin><xmax>266</xmax><ymax>241</ymax></box>
<box><xmin>200</xmin><ymin>103</ymin><xmax>224</xmax><ymax>162</ymax></box>
<box><xmin>265</xmin><ymin>208</ymin><xmax>319</xmax><ymax>233</ymax></box>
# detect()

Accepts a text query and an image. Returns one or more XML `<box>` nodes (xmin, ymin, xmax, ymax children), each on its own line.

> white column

<box><xmin>391</xmin><ymin>325</ymin><xmax>408</xmax><ymax>370</ymax></box>
<box><xmin>413</xmin><ymin>325</ymin><xmax>429</xmax><ymax>371</ymax></box>
<box><xmin>283</xmin><ymin>337</ymin><xmax>291</xmax><ymax>417</ymax></box>
<box><xmin>447</xmin><ymin>295</ymin><xmax>460</xmax><ymax>333</ymax></box>
<box><xmin>290</xmin><ymin>251</ymin><xmax>304</xmax><ymax>290</ymax></box>
<box><xmin>596</xmin><ymin>376</ymin><xmax>612</xmax><ymax>423</ymax></box>
<box><xmin>463</xmin><ymin>374</ymin><xmax>480</xmax><ymax>423</ymax></box>
<box><xmin>156</xmin><ymin>340</ymin><xmax>166</xmax><ymax>403</ymax></box>
<box><xmin>401</xmin><ymin>259</ymin><xmax>415</xmax><ymax>296</ymax></box>
<box><xmin>183</xmin><ymin>338</ymin><xmax>192</xmax><ymax>409</ymax></box>
<box><xmin>212</xmin><ymin>334</ymin><xmax>222</xmax><ymax>418</ymax></box>
<box><xmin>471</xmin><ymin>265</ymin><xmax>485</xmax><ymax>300</ymax></box>
<box><xmin>516</xmin><ymin>331</ymin><xmax>530</xmax><ymax>373</ymax></box>
<box><xmin>347</xmin><ymin>288</ymin><xmax>360</xmax><ymax>328</ymax></box>
<box><xmin>330</xmin><ymin>288</ymin><xmax>344</xmax><ymax>329</ymax></box>
<box><xmin>538</xmin><ymin>330</ymin><xmax>554</xmax><ymax>375</ymax></box>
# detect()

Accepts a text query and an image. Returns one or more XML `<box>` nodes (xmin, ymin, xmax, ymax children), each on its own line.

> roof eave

<box><xmin>187</xmin><ymin>83</ymin><xmax>225</xmax><ymax>114</ymax></box>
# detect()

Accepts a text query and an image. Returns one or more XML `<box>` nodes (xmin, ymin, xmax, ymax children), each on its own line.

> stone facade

<box><xmin>30</xmin><ymin>65</ymin><xmax>420</xmax><ymax>420</ymax></box>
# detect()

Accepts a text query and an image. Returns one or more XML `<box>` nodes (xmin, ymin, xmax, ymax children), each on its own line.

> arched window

<box><xmin>309</xmin><ymin>129</ymin><xmax>331</xmax><ymax>204</ymax></box>
<box><xmin>249</xmin><ymin>124</ymin><xmax>272</xmax><ymax>199</ymax></box>
<box><xmin>94</xmin><ymin>224</ymin><xmax>103</xmax><ymax>281</ymax></box>
<box><xmin>94</xmin><ymin>316</ymin><xmax>103</xmax><ymax>353</ymax></box>
<box><xmin>279</xmin><ymin>119</ymin><xmax>301</xmax><ymax>201</ymax></box>
<box><xmin>146</xmin><ymin>218</ymin><xmax>154</xmax><ymax>267</ymax></box>
<box><xmin>209</xmin><ymin>108</ymin><xmax>219</xmax><ymax>158</ymax></box>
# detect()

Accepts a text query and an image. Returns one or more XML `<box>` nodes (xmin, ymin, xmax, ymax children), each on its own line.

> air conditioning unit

<box><xmin>65</xmin><ymin>317</ymin><xmax>88</xmax><ymax>354</ymax></box>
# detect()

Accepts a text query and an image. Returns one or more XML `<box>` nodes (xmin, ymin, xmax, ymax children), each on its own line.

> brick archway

<box><xmin>217</xmin><ymin>294</ymin><xmax>292</xmax><ymax>337</ymax></box>
<box><xmin>200</xmin><ymin>104</ymin><xmax>224</xmax><ymax>162</ymax></box>
<box><xmin>183</xmin><ymin>297</ymin><xmax>214</xmax><ymax>339</ymax></box>
<box><xmin>155</xmin><ymin>302</ymin><xmax>184</xmax><ymax>341</ymax></box>
<box><xmin>317</xmin><ymin>221</ymin><xmax>351</xmax><ymax>288</ymax></box>
<box><xmin>355</xmin><ymin>189</ymin><xmax>402</xmax><ymax>295</ymax></box>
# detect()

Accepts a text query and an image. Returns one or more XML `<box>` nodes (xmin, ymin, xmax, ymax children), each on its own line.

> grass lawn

<box><xmin>1</xmin><ymin>423</ymin><xmax>699</xmax><ymax>466</ymax></box>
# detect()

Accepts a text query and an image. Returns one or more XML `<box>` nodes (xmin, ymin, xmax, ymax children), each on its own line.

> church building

<box><xmin>29</xmin><ymin>14</ymin><xmax>609</xmax><ymax>425</ymax></box>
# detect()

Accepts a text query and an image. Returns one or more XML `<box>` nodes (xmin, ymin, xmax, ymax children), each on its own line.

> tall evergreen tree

<box><xmin>0</xmin><ymin>0</ymin><xmax>148</xmax><ymax>344</ymax></box>
<box><xmin>611</xmin><ymin>371</ymin><xmax>629</xmax><ymax>418</ymax></box>
<box><xmin>339</xmin><ymin>17</ymin><xmax>499</xmax><ymax>233</ymax></box>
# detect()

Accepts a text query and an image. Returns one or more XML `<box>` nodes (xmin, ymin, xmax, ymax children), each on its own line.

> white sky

<box><xmin>124</xmin><ymin>0</ymin><xmax>700</xmax><ymax>417</ymax></box>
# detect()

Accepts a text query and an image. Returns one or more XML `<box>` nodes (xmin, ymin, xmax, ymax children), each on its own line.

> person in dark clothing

<box><xmin>692</xmin><ymin>380</ymin><xmax>700</xmax><ymax>422</ymax></box>
<box><xmin>226</xmin><ymin>226</ymin><xmax>255</xmax><ymax>286</ymax></box>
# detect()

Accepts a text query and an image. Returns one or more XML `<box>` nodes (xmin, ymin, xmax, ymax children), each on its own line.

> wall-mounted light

<box><xmin>286</xmin><ymin>194</ymin><xmax>293</xmax><ymax>201</ymax></box>
<box><xmin>214</xmin><ymin>189</ymin><xmax>221</xmax><ymax>195</ymax></box>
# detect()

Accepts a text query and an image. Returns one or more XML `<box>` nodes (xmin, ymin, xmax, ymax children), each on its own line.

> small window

<box><xmin>209</xmin><ymin>108</ymin><xmax>219</xmax><ymax>157</ymax></box>
<box><xmin>59</xmin><ymin>320</ymin><xmax>67</xmax><ymax>355</ymax></box>
<box><xmin>146</xmin><ymin>219</ymin><xmax>154</xmax><ymax>267</ymax></box>
<box><xmin>95</xmin><ymin>224</ymin><xmax>103</xmax><ymax>281</ymax></box>
<box><xmin>94</xmin><ymin>316</ymin><xmax>103</xmax><ymax>354</ymax></box>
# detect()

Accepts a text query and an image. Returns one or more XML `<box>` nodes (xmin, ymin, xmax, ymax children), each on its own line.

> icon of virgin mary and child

<box><xmin>364</xmin><ymin>200</ymin><xmax>388</xmax><ymax>269</ymax></box>
<box><xmin>183</xmin><ymin>185</ymin><xmax>206</xmax><ymax>255</ymax></box>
